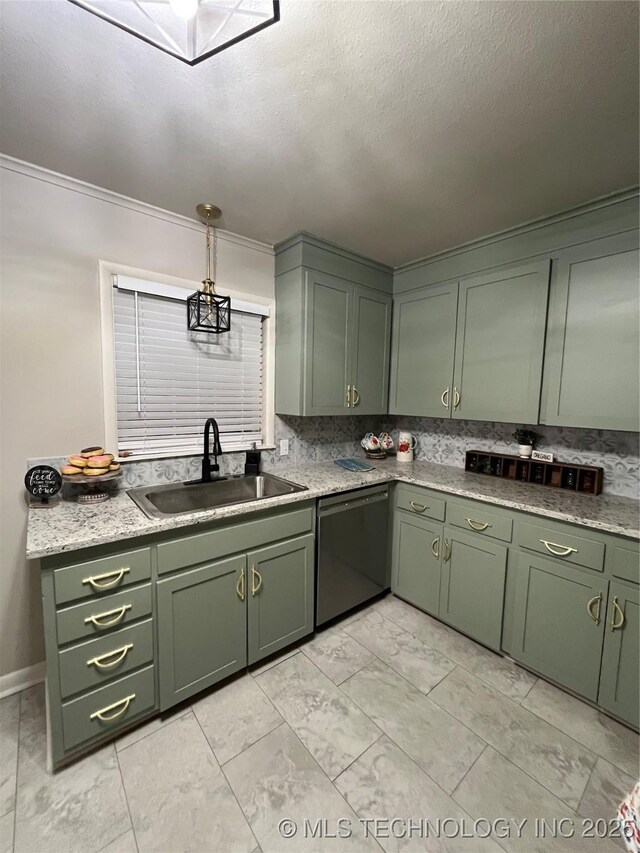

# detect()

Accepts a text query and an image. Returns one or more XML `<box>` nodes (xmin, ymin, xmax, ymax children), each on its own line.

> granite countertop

<box><xmin>26</xmin><ymin>459</ymin><xmax>640</xmax><ymax>559</ymax></box>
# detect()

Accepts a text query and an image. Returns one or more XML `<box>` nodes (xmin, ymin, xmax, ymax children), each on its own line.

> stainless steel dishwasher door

<box><xmin>316</xmin><ymin>485</ymin><xmax>390</xmax><ymax>626</ymax></box>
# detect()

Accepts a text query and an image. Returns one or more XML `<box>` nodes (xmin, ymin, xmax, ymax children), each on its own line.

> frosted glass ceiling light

<box><xmin>67</xmin><ymin>0</ymin><xmax>280</xmax><ymax>66</ymax></box>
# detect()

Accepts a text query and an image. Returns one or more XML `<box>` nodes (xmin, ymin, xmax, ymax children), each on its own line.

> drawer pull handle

<box><xmin>444</xmin><ymin>539</ymin><xmax>451</xmax><ymax>562</ymax></box>
<box><xmin>236</xmin><ymin>568</ymin><xmax>246</xmax><ymax>601</ymax></box>
<box><xmin>410</xmin><ymin>501</ymin><xmax>428</xmax><ymax>513</ymax></box>
<box><xmin>83</xmin><ymin>567</ymin><xmax>130</xmax><ymax>590</ymax></box>
<box><xmin>465</xmin><ymin>517</ymin><xmax>492</xmax><ymax>531</ymax></box>
<box><xmin>90</xmin><ymin>694</ymin><xmax>135</xmax><ymax>723</ymax></box>
<box><xmin>587</xmin><ymin>593</ymin><xmax>603</xmax><ymax>626</ymax></box>
<box><xmin>441</xmin><ymin>388</ymin><xmax>450</xmax><ymax>409</ymax></box>
<box><xmin>611</xmin><ymin>597</ymin><xmax>625</xmax><ymax>631</ymax></box>
<box><xmin>540</xmin><ymin>539</ymin><xmax>577</xmax><ymax>557</ymax></box>
<box><xmin>431</xmin><ymin>537</ymin><xmax>440</xmax><ymax>559</ymax></box>
<box><xmin>85</xmin><ymin>604</ymin><xmax>131</xmax><ymax>629</ymax></box>
<box><xmin>251</xmin><ymin>565</ymin><xmax>263</xmax><ymax>596</ymax></box>
<box><xmin>87</xmin><ymin>644</ymin><xmax>133</xmax><ymax>670</ymax></box>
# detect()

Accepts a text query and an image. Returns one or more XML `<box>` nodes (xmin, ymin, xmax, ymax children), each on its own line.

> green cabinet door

<box><xmin>598</xmin><ymin>580</ymin><xmax>639</xmax><ymax>729</ymax></box>
<box><xmin>391</xmin><ymin>512</ymin><xmax>443</xmax><ymax>615</ymax></box>
<box><xmin>389</xmin><ymin>283</ymin><xmax>458</xmax><ymax>417</ymax></box>
<box><xmin>512</xmin><ymin>553</ymin><xmax>606</xmax><ymax>700</ymax></box>
<box><xmin>247</xmin><ymin>534</ymin><xmax>314</xmax><ymax>665</ymax></box>
<box><xmin>541</xmin><ymin>231</ymin><xmax>640</xmax><ymax>431</ymax></box>
<box><xmin>439</xmin><ymin>527</ymin><xmax>507</xmax><ymax>650</ymax></box>
<box><xmin>351</xmin><ymin>285</ymin><xmax>392</xmax><ymax>414</ymax></box>
<box><xmin>303</xmin><ymin>271</ymin><xmax>352</xmax><ymax>414</ymax></box>
<box><xmin>452</xmin><ymin>261</ymin><xmax>550</xmax><ymax>424</ymax></box>
<box><xmin>157</xmin><ymin>555</ymin><xmax>247</xmax><ymax>710</ymax></box>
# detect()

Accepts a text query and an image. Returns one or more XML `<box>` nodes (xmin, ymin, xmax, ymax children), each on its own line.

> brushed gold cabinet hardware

<box><xmin>610</xmin><ymin>597</ymin><xmax>625</xmax><ymax>631</ymax></box>
<box><xmin>587</xmin><ymin>593</ymin><xmax>603</xmax><ymax>625</ymax></box>
<box><xmin>410</xmin><ymin>501</ymin><xmax>428</xmax><ymax>513</ymax></box>
<box><xmin>87</xmin><ymin>644</ymin><xmax>133</xmax><ymax>671</ymax></box>
<box><xmin>540</xmin><ymin>539</ymin><xmax>578</xmax><ymax>557</ymax></box>
<box><xmin>465</xmin><ymin>517</ymin><xmax>492</xmax><ymax>531</ymax></box>
<box><xmin>351</xmin><ymin>385</ymin><xmax>360</xmax><ymax>407</ymax></box>
<box><xmin>236</xmin><ymin>567</ymin><xmax>246</xmax><ymax>601</ymax></box>
<box><xmin>453</xmin><ymin>387</ymin><xmax>460</xmax><ymax>409</ymax></box>
<box><xmin>346</xmin><ymin>385</ymin><xmax>352</xmax><ymax>408</ymax></box>
<box><xmin>444</xmin><ymin>540</ymin><xmax>451</xmax><ymax>562</ymax></box>
<box><xmin>251</xmin><ymin>565</ymin><xmax>263</xmax><ymax>596</ymax></box>
<box><xmin>431</xmin><ymin>537</ymin><xmax>440</xmax><ymax>559</ymax></box>
<box><xmin>90</xmin><ymin>693</ymin><xmax>135</xmax><ymax>723</ymax></box>
<box><xmin>84</xmin><ymin>604</ymin><xmax>132</xmax><ymax>629</ymax></box>
<box><xmin>441</xmin><ymin>388</ymin><xmax>450</xmax><ymax>409</ymax></box>
<box><xmin>82</xmin><ymin>567</ymin><xmax>130</xmax><ymax>591</ymax></box>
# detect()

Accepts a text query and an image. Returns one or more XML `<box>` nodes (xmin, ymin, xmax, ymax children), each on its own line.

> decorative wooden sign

<box><xmin>24</xmin><ymin>465</ymin><xmax>62</xmax><ymax>507</ymax></box>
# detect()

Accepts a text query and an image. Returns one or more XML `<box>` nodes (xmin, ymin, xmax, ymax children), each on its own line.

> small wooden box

<box><xmin>464</xmin><ymin>450</ymin><xmax>603</xmax><ymax>495</ymax></box>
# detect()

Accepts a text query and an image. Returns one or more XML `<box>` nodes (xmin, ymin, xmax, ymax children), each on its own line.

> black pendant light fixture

<box><xmin>187</xmin><ymin>203</ymin><xmax>231</xmax><ymax>334</ymax></box>
<box><xmin>67</xmin><ymin>1</ymin><xmax>280</xmax><ymax>67</ymax></box>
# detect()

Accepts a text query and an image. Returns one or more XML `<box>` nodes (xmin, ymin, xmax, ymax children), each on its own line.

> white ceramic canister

<box><xmin>396</xmin><ymin>431</ymin><xmax>417</xmax><ymax>462</ymax></box>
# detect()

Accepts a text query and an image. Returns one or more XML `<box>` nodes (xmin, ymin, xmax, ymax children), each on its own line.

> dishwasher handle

<box><xmin>318</xmin><ymin>491</ymin><xmax>388</xmax><ymax>518</ymax></box>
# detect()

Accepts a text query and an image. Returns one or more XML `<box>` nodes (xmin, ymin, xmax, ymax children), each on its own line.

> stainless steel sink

<box><xmin>127</xmin><ymin>473</ymin><xmax>308</xmax><ymax>519</ymax></box>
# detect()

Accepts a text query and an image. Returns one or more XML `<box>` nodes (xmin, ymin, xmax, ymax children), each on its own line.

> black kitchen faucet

<box><xmin>186</xmin><ymin>417</ymin><xmax>223</xmax><ymax>484</ymax></box>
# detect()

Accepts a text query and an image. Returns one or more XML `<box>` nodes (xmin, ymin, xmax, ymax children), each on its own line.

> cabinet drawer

<box><xmin>447</xmin><ymin>501</ymin><xmax>513</xmax><ymax>543</ymax></box>
<box><xmin>395</xmin><ymin>486</ymin><xmax>446</xmax><ymax>522</ymax></box>
<box><xmin>606</xmin><ymin>539</ymin><xmax>640</xmax><ymax>583</ymax></box>
<box><xmin>517</xmin><ymin>520</ymin><xmax>605</xmax><ymax>572</ymax></box>
<box><xmin>62</xmin><ymin>665</ymin><xmax>155</xmax><ymax>753</ymax></box>
<box><xmin>56</xmin><ymin>584</ymin><xmax>153</xmax><ymax>645</ymax></box>
<box><xmin>58</xmin><ymin>619</ymin><xmax>154</xmax><ymax>699</ymax></box>
<box><xmin>54</xmin><ymin>548</ymin><xmax>151</xmax><ymax>605</ymax></box>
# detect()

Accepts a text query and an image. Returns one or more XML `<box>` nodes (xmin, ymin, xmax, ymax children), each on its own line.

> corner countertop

<box><xmin>26</xmin><ymin>459</ymin><xmax>639</xmax><ymax>560</ymax></box>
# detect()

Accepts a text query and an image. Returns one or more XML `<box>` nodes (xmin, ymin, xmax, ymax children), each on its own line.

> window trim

<box><xmin>99</xmin><ymin>260</ymin><xmax>275</xmax><ymax>461</ymax></box>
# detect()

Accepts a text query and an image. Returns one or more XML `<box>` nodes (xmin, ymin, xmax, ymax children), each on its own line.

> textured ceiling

<box><xmin>1</xmin><ymin>1</ymin><xmax>638</xmax><ymax>266</ymax></box>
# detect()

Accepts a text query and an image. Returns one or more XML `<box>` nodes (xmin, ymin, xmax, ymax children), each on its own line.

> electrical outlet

<box><xmin>279</xmin><ymin>439</ymin><xmax>289</xmax><ymax>456</ymax></box>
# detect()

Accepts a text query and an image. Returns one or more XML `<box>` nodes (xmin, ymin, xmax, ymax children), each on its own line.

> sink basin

<box><xmin>127</xmin><ymin>473</ymin><xmax>308</xmax><ymax>519</ymax></box>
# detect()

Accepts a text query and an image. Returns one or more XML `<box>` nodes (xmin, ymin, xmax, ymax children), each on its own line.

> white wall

<box><xmin>0</xmin><ymin>158</ymin><xmax>274</xmax><ymax>680</ymax></box>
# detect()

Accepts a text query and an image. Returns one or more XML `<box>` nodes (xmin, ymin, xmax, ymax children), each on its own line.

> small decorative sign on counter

<box><xmin>24</xmin><ymin>465</ymin><xmax>62</xmax><ymax>508</ymax></box>
<box><xmin>532</xmin><ymin>450</ymin><xmax>554</xmax><ymax>463</ymax></box>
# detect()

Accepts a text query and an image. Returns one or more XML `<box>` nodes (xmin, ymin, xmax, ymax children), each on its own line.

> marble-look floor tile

<box><xmin>14</xmin><ymin>685</ymin><xmax>131</xmax><ymax>853</ymax></box>
<box><xmin>344</xmin><ymin>610</ymin><xmax>455</xmax><ymax>694</ymax></box>
<box><xmin>249</xmin><ymin>647</ymin><xmax>301</xmax><ymax>676</ymax></box>
<box><xmin>115</xmin><ymin>705</ymin><xmax>192</xmax><ymax>752</ymax></box>
<box><xmin>0</xmin><ymin>694</ymin><xmax>20</xmax><ymax>817</ymax></box>
<box><xmin>256</xmin><ymin>654</ymin><xmax>381</xmax><ymax>780</ymax></box>
<box><xmin>224</xmin><ymin>723</ymin><xmax>381</xmax><ymax>852</ymax></box>
<box><xmin>453</xmin><ymin>746</ymin><xmax>620</xmax><ymax>853</ymax></box>
<box><xmin>302</xmin><ymin>628</ymin><xmax>373</xmax><ymax>685</ymax></box>
<box><xmin>341</xmin><ymin>659</ymin><xmax>485</xmax><ymax>794</ymax></box>
<box><xmin>375</xmin><ymin>596</ymin><xmax>537</xmax><ymax>701</ymax></box>
<box><xmin>335</xmin><ymin>736</ymin><xmax>502</xmax><ymax>853</ymax></box>
<box><xmin>522</xmin><ymin>678</ymin><xmax>639</xmax><ymax>778</ymax></box>
<box><xmin>98</xmin><ymin>829</ymin><xmax>138</xmax><ymax>853</ymax></box>
<box><xmin>118</xmin><ymin>713</ymin><xmax>256</xmax><ymax>852</ymax></box>
<box><xmin>192</xmin><ymin>674</ymin><xmax>283</xmax><ymax>765</ymax></box>
<box><xmin>430</xmin><ymin>668</ymin><xmax>596</xmax><ymax>809</ymax></box>
<box><xmin>578</xmin><ymin>757</ymin><xmax>635</xmax><ymax>822</ymax></box>
<box><xmin>0</xmin><ymin>812</ymin><xmax>14</xmax><ymax>853</ymax></box>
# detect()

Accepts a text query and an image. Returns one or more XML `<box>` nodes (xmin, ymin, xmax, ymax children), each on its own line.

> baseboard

<box><xmin>0</xmin><ymin>661</ymin><xmax>45</xmax><ymax>699</ymax></box>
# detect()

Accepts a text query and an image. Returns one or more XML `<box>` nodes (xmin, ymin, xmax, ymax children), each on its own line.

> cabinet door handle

<box><xmin>346</xmin><ymin>385</ymin><xmax>351</xmax><ymax>408</ymax></box>
<box><xmin>236</xmin><ymin>568</ymin><xmax>246</xmax><ymax>601</ymax></box>
<box><xmin>465</xmin><ymin>517</ymin><xmax>492</xmax><ymax>531</ymax></box>
<box><xmin>444</xmin><ymin>540</ymin><xmax>451</xmax><ymax>562</ymax></box>
<box><xmin>453</xmin><ymin>387</ymin><xmax>460</xmax><ymax>409</ymax></box>
<box><xmin>84</xmin><ymin>604</ymin><xmax>131</xmax><ymax>628</ymax></box>
<box><xmin>441</xmin><ymin>388</ymin><xmax>450</xmax><ymax>409</ymax></box>
<box><xmin>351</xmin><ymin>385</ymin><xmax>360</xmax><ymax>407</ymax></box>
<box><xmin>251</xmin><ymin>565</ymin><xmax>263</xmax><ymax>596</ymax></box>
<box><xmin>90</xmin><ymin>694</ymin><xmax>135</xmax><ymax>723</ymax></box>
<box><xmin>610</xmin><ymin>597</ymin><xmax>625</xmax><ymax>631</ymax></box>
<box><xmin>82</xmin><ymin>567</ymin><xmax>130</xmax><ymax>590</ymax></box>
<box><xmin>540</xmin><ymin>539</ymin><xmax>578</xmax><ymax>557</ymax></box>
<box><xmin>431</xmin><ymin>537</ymin><xmax>440</xmax><ymax>559</ymax></box>
<box><xmin>587</xmin><ymin>593</ymin><xmax>603</xmax><ymax>626</ymax></box>
<box><xmin>87</xmin><ymin>644</ymin><xmax>133</xmax><ymax>670</ymax></box>
<box><xmin>410</xmin><ymin>501</ymin><xmax>428</xmax><ymax>513</ymax></box>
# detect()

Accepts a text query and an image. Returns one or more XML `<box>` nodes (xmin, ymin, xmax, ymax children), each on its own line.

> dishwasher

<box><xmin>316</xmin><ymin>485</ymin><xmax>390</xmax><ymax>626</ymax></box>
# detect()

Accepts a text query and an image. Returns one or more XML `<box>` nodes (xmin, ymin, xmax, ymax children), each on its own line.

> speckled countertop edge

<box><xmin>26</xmin><ymin>459</ymin><xmax>640</xmax><ymax>559</ymax></box>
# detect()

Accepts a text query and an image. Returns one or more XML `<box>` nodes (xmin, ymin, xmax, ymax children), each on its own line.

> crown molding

<box><xmin>0</xmin><ymin>154</ymin><xmax>274</xmax><ymax>256</ymax></box>
<box><xmin>274</xmin><ymin>230</ymin><xmax>393</xmax><ymax>274</ymax></box>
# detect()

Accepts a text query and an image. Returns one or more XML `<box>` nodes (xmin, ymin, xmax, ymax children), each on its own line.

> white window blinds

<box><xmin>113</xmin><ymin>285</ymin><xmax>264</xmax><ymax>456</ymax></box>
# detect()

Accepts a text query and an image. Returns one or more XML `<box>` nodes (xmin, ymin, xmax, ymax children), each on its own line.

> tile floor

<box><xmin>0</xmin><ymin>594</ymin><xmax>638</xmax><ymax>853</ymax></box>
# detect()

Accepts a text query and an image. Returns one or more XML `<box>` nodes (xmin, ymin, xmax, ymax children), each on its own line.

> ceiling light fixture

<box><xmin>67</xmin><ymin>0</ymin><xmax>280</xmax><ymax>66</ymax></box>
<box><xmin>187</xmin><ymin>204</ymin><xmax>231</xmax><ymax>334</ymax></box>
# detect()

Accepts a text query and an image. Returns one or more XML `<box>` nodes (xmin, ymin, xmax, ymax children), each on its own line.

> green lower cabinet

<box><xmin>598</xmin><ymin>580</ymin><xmax>639</xmax><ymax>729</ymax></box>
<box><xmin>512</xmin><ymin>553</ymin><xmax>606</xmax><ymax>700</ymax></box>
<box><xmin>391</xmin><ymin>512</ymin><xmax>442</xmax><ymax>615</ymax></box>
<box><xmin>247</xmin><ymin>534</ymin><xmax>314</xmax><ymax>665</ymax></box>
<box><xmin>439</xmin><ymin>527</ymin><xmax>507</xmax><ymax>650</ymax></box>
<box><xmin>157</xmin><ymin>555</ymin><xmax>247</xmax><ymax>710</ymax></box>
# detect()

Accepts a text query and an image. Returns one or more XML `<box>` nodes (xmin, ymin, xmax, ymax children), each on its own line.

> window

<box><xmin>110</xmin><ymin>275</ymin><xmax>269</xmax><ymax>457</ymax></box>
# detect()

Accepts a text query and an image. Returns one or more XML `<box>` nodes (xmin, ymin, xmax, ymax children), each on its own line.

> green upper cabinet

<box><xmin>541</xmin><ymin>231</ymin><xmax>640</xmax><ymax>431</ymax></box>
<box><xmin>275</xmin><ymin>232</ymin><xmax>393</xmax><ymax>416</ymax></box>
<box><xmin>452</xmin><ymin>261</ymin><xmax>550</xmax><ymax>423</ymax></box>
<box><xmin>389</xmin><ymin>283</ymin><xmax>458</xmax><ymax>417</ymax></box>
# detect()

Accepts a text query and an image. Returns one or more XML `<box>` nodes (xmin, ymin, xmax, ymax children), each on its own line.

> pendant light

<box><xmin>187</xmin><ymin>204</ymin><xmax>231</xmax><ymax>334</ymax></box>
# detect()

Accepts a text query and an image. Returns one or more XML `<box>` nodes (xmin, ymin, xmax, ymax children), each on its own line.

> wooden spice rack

<box><xmin>465</xmin><ymin>450</ymin><xmax>603</xmax><ymax>495</ymax></box>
